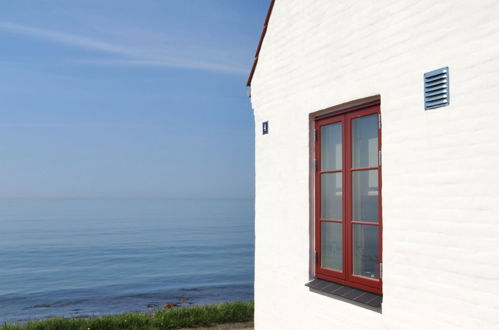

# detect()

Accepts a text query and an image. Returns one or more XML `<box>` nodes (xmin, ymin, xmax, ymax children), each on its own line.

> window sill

<box><xmin>305</xmin><ymin>278</ymin><xmax>382</xmax><ymax>308</ymax></box>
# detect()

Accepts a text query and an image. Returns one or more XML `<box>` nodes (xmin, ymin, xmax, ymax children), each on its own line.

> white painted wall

<box><xmin>250</xmin><ymin>1</ymin><xmax>499</xmax><ymax>329</ymax></box>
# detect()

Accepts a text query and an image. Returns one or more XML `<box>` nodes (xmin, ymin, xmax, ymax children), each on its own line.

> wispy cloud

<box><xmin>0</xmin><ymin>21</ymin><xmax>130</xmax><ymax>54</ymax></box>
<box><xmin>0</xmin><ymin>21</ymin><xmax>246</xmax><ymax>75</ymax></box>
<box><xmin>80</xmin><ymin>58</ymin><xmax>247</xmax><ymax>75</ymax></box>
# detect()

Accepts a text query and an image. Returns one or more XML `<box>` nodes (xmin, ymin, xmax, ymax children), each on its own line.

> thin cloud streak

<box><xmin>0</xmin><ymin>21</ymin><xmax>246</xmax><ymax>75</ymax></box>
<box><xmin>81</xmin><ymin>59</ymin><xmax>248</xmax><ymax>75</ymax></box>
<box><xmin>0</xmin><ymin>21</ymin><xmax>129</xmax><ymax>54</ymax></box>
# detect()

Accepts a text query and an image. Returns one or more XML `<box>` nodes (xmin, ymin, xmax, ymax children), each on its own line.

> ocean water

<box><xmin>0</xmin><ymin>198</ymin><xmax>254</xmax><ymax>324</ymax></box>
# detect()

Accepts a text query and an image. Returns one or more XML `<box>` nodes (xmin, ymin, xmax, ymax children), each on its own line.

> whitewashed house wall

<box><xmin>249</xmin><ymin>0</ymin><xmax>499</xmax><ymax>329</ymax></box>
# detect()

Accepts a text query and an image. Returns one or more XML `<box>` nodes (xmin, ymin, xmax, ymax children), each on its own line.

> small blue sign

<box><xmin>262</xmin><ymin>121</ymin><xmax>269</xmax><ymax>135</ymax></box>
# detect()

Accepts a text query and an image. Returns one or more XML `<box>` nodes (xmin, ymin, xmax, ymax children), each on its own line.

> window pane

<box><xmin>321</xmin><ymin>173</ymin><xmax>342</xmax><ymax>219</ymax></box>
<box><xmin>321</xmin><ymin>222</ymin><xmax>343</xmax><ymax>271</ymax></box>
<box><xmin>352</xmin><ymin>170</ymin><xmax>378</xmax><ymax>222</ymax></box>
<box><xmin>352</xmin><ymin>114</ymin><xmax>378</xmax><ymax>168</ymax></box>
<box><xmin>353</xmin><ymin>225</ymin><xmax>379</xmax><ymax>279</ymax></box>
<box><xmin>321</xmin><ymin>122</ymin><xmax>342</xmax><ymax>171</ymax></box>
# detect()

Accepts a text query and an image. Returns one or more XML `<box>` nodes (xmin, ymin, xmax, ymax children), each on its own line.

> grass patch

<box><xmin>1</xmin><ymin>301</ymin><xmax>253</xmax><ymax>330</ymax></box>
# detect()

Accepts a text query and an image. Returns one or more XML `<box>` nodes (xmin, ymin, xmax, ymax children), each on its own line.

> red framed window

<box><xmin>314</xmin><ymin>101</ymin><xmax>382</xmax><ymax>294</ymax></box>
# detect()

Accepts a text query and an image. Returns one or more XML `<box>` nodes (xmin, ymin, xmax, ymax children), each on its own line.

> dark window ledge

<box><xmin>305</xmin><ymin>278</ymin><xmax>382</xmax><ymax>308</ymax></box>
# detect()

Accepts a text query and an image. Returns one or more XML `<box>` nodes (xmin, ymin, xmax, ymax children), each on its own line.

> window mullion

<box><xmin>343</xmin><ymin>115</ymin><xmax>352</xmax><ymax>281</ymax></box>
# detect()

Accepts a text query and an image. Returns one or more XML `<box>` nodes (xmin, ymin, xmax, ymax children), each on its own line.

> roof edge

<box><xmin>246</xmin><ymin>0</ymin><xmax>276</xmax><ymax>87</ymax></box>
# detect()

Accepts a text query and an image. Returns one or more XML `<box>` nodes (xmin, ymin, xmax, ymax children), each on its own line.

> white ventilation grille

<box><xmin>424</xmin><ymin>67</ymin><xmax>449</xmax><ymax>110</ymax></box>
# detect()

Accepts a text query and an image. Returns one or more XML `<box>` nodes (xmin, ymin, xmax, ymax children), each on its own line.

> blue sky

<box><xmin>0</xmin><ymin>0</ymin><xmax>268</xmax><ymax>199</ymax></box>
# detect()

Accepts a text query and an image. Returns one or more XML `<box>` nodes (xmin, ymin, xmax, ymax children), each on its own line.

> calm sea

<box><xmin>0</xmin><ymin>198</ymin><xmax>254</xmax><ymax>324</ymax></box>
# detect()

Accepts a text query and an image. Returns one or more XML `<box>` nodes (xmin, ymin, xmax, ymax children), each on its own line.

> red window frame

<box><xmin>314</xmin><ymin>100</ymin><xmax>382</xmax><ymax>295</ymax></box>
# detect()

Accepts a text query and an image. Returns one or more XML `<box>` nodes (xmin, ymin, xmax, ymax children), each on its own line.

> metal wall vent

<box><xmin>424</xmin><ymin>67</ymin><xmax>449</xmax><ymax>110</ymax></box>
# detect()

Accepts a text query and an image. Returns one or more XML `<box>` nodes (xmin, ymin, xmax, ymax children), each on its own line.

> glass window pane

<box><xmin>321</xmin><ymin>122</ymin><xmax>342</xmax><ymax>171</ymax></box>
<box><xmin>321</xmin><ymin>222</ymin><xmax>343</xmax><ymax>271</ymax></box>
<box><xmin>352</xmin><ymin>114</ymin><xmax>378</xmax><ymax>168</ymax></box>
<box><xmin>352</xmin><ymin>170</ymin><xmax>378</xmax><ymax>222</ymax></box>
<box><xmin>321</xmin><ymin>173</ymin><xmax>342</xmax><ymax>219</ymax></box>
<box><xmin>353</xmin><ymin>225</ymin><xmax>379</xmax><ymax>279</ymax></box>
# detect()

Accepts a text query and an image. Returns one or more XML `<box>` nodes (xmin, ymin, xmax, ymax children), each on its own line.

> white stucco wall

<box><xmin>250</xmin><ymin>1</ymin><xmax>499</xmax><ymax>329</ymax></box>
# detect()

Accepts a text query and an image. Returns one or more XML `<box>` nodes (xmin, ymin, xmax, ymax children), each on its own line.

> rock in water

<box><xmin>163</xmin><ymin>303</ymin><xmax>178</xmax><ymax>309</ymax></box>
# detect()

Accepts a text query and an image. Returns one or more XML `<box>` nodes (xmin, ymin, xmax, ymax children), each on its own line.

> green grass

<box><xmin>1</xmin><ymin>301</ymin><xmax>254</xmax><ymax>330</ymax></box>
